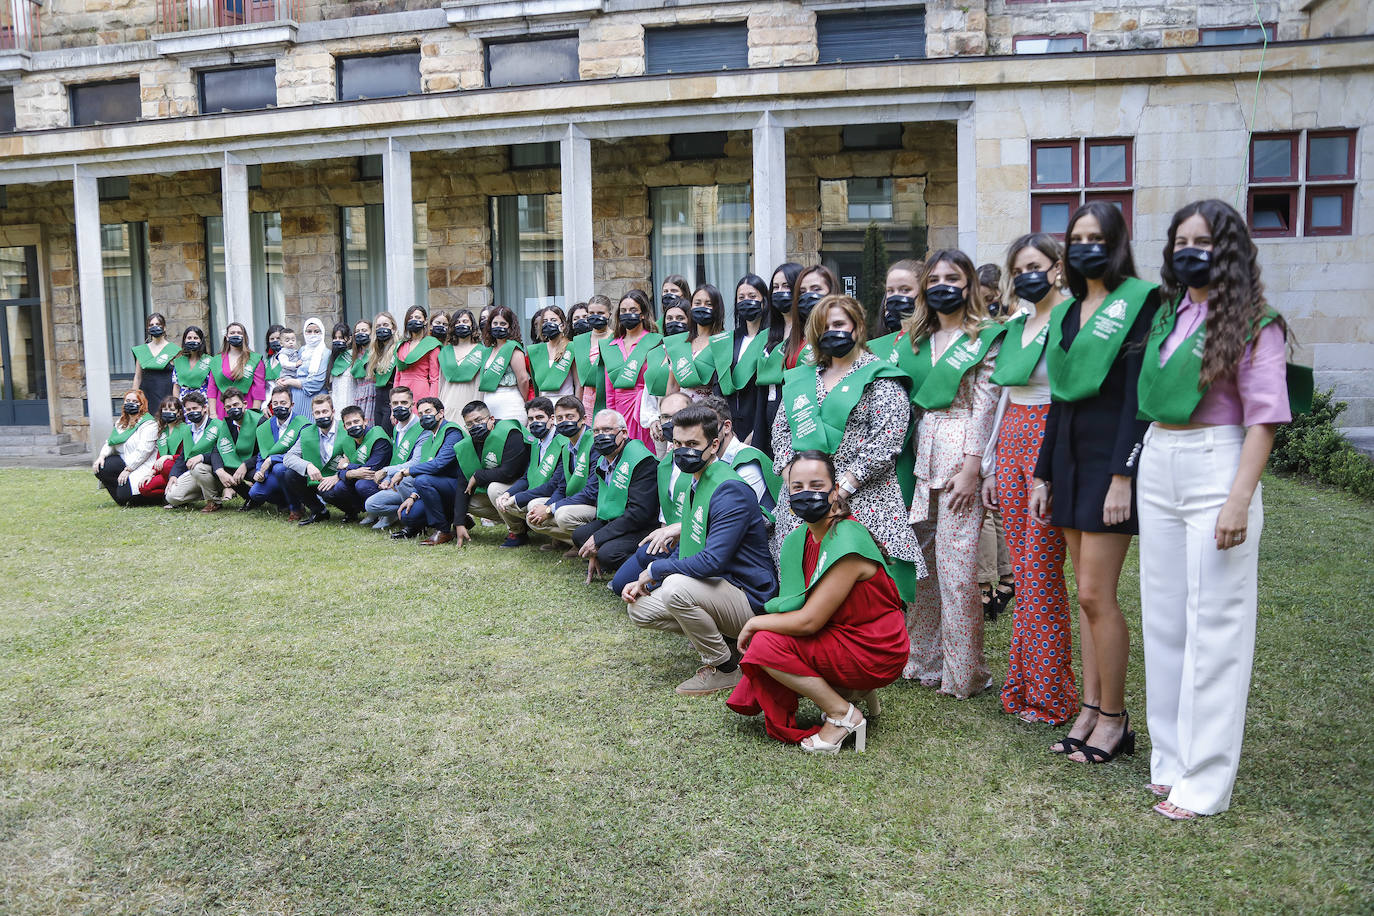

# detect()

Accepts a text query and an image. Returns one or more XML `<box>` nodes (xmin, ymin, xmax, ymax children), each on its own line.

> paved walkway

<box><xmin>1345</xmin><ymin>427</ymin><xmax>1374</xmax><ymax>458</ymax></box>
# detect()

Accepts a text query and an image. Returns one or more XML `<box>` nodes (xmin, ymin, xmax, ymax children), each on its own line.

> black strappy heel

<box><xmin>1050</xmin><ymin>702</ymin><xmax>1098</xmax><ymax>754</ymax></box>
<box><xmin>1075</xmin><ymin>710</ymin><xmax>1136</xmax><ymax>763</ymax></box>
<box><xmin>988</xmin><ymin>578</ymin><xmax>1015</xmax><ymax>621</ymax></box>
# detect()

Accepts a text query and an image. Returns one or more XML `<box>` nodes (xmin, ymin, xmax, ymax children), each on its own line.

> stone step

<box><xmin>0</xmin><ymin>442</ymin><xmax>85</xmax><ymax>457</ymax></box>
<box><xmin>0</xmin><ymin>426</ymin><xmax>73</xmax><ymax>447</ymax></box>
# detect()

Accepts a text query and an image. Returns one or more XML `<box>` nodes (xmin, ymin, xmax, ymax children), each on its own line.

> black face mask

<box><xmin>770</xmin><ymin>290</ymin><xmax>791</xmax><ymax>313</ymax></box>
<box><xmin>673</xmin><ymin>446</ymin><xmax>710</xmax><ymax>474</ymax></box>
<box><xmin>491</xmin><ymin>326</ymin><xmax>510</xmax><ymax>340</ymax></box>
<box><xmin>392</xmin><ymin>405</ymin><xmax>411</xmax><ymax>422</ymax></box>
<box><xmin>588</xmin><ymin>314</ymin><xmax>609</xmax><ymax>331</ymax></box>
<box><xmin>123</xmin><ymin>401</ymin><xmax>141</xmax><ymax>415</ymax></box>
<box><xmin>1013</xmin><ymin>271</ymin><xmax>1054</xmax><ymax>304</ymax></box>
<box><xmin>375</xmin><ymin>327</ymin><xmax>394</xmax><ymax>342</ymax></box>
<box><xmin>346</xmin><ymin>425</ymin><xmax>366</xmax><ymax>439</ymax></box>
<box><xmin>663</xmin><ymin>321</ymin><xmax>689</xmax><ymax>337</ymax></box>
<box><xmin>468</xmin><ymin>422</ymin><xmax>489</xmax><ymax>442</ymax></box>
<box><xmin>161</xmin><ymin>410</ymin><xmax>177</xmax><ymax>423</ymax></box>
<box><xmin>1067</xmin><ymin>243</ymin><xmax>1111</xmax><ymax>280</ymax></box>
<box><xmin>354</xmin><ymin>332</ymin><xmax>371</xmax><ymax>347</ymax></box>
<box><xmin>272</xmin><ymin>405</ymin><xmax>292</xmax><ymax>421</ymax></box>
<box><xmin>453</xmin><ymin>324</ymin><xmax>473</xmax><ymax>339</ymax></box>
<box><xmin>987</xmin><ymin>301</ymin><xmax>1003</xmax><ymax>318</ymax></box>
<box><xmin>789</xmin><ymin>489</ymin><xmax>833</xmax><ymax>523</ymax></box>
<box><xmin>570</xmin><ymin>318</ymin><xmax>591</xmax><ymax>336</ymax></box>
<box><xmin>431</xmin><ymin>326</ymin><xmax>448</xmax><ymax>341</ymax></box>
<box><xmin>618</xmin><ymin>313</ymin><xmax>641</xmax><ymax>330</ymax></box>
<box><xmin>148</xmin><ymin>326</ymin><xmax>166</xmax><ymax>338</ymax></box>
<box><xmin>541</xmin><ymin>321</ymin><xmax>562</xmax><ymax>341</ymax></box>
<box><xmin>185</xmin><ymin>411</ymin><xmax>204</xmax><ymax>425</ymax></box>
<box><xmin>662</xmin><ymin>293</ymin><xmax>682</xmax><ymax>309</ymax></box>
<box><xmin>226</xmin><ymin>335</ymin><xmax>244</xmax><ymax>348</ymax></box>
<box><xmin>184</xmin><ymin>340</ymin><xmax>204</xmax><ymax>353</ymax></box>
<box><xmin>883</xmin><ymin>295</ymin><xmax>916</xmax><ymax>332</ymax></box>
<box><xmin>818</xmin><ymin>329</ymin><xmax>856</xmax><ymax>358</ymax></box>
<box><xmin>593</xmin><ymin>433</ymin><xmax>620</xmax><ymax>456</ymax></box>
<box><xmin>736</xmin><ymin>300</ymin><xmax>763</xmax><ymax>323</ymax></box>
<box><xmin>406</xmin><ymin>319</ymin><xmax>426</xmax><ymax>333</ymax></box>
<box><xmin>331</xmin><ymin>339</ymin><xmax>348</xmax><ymax>352</ymax></box>
<box><xmin>796</xmin><ymin>291</ymin><xmax>824</xmax><ymax>321</ymax></box>
<box><xmin>225</xmin><ymin>406</ymin><xmax>244</xmax><ymax>421</ymax></box>
<box><xmin>555</xmin><ymin>419</ymin><xmax>581</xmax><ymax>438</ymax></box>
<box><xmin>925</xmin><ymin>285</ymin><xmax>966</xmax><ymax>315</ymax></box>
<box><xmin>528</xmin><ymin>421</ymin><xmax>549</xmax><ymax>439</ymax></box>
<box><xmin>267</xmin><ymin>340</ymin><xmax>283</xmax><ymax>355</ymax></box>
<box><xmin>659</xmin><ymin>420</ymin><xmax>674</xmax><ymax>446</ymax></box>
<box><xmin>315</xmin><ymin>416</ymin><xmax>332</xmax><ymax>430</ymax></box>
<box><xmin>1172</xmin><ymin>247</ymin><xmax>1212</xmax><ymax>289</ymax></box>
<box><xmin>690</xmin><ymin>306</ymin><xmax>715</xmax><ymax>326</ymax></box>
<box><xmin>419</xmin><ymin>414</ymin><xmax>440</xmax><ymax>431</ymax></box>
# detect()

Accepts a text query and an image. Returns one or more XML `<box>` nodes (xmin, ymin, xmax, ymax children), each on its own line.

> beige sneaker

<box><xmin>675</xmin><ymin>665</ymin><xmax>743</xmax><ymax>696</ymax></box>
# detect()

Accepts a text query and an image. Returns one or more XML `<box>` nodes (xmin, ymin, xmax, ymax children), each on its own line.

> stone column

<box><xmin>382</xmin><ymin>138</ymin><xmax>415</xmax><ymax>313</ymax></box>
<box><xmin>559</xmin><ymin>125</ymin><xmax>594</xmax><ymax>304</ymax></box>
<box><xmin>752</xmin><ymin>111</ymin><xmax>787</xmax><ymax>275</ymax></box>
<box><xmin>221</xmin><ymin>152</ymin><xmax>255</xmax><ymax>343</ymax></box>
<box><xmin>73</xmin><ymin>167</ymin><xmax>112</xmax><ymax>446</ymax></box>
<box><xmin>957</xmin><ymin>105</ymin><xmax>978</xmax><ymax>259</ymax></box>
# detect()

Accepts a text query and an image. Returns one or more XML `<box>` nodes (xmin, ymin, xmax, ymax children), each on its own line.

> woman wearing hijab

<box><xmin>285</xmin><ymin>317</ymin><xmax>331</xmax><ymax>418</ymax></box>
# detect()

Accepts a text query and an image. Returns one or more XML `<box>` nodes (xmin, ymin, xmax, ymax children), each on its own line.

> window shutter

<box><xmin>817</xmin><ymin>9</ymin><xmax>927</xmax><ymax>64</ymax></box>
<box><xmin>645</xmin><ymin>24</ymin><xmax>750</xmax><ymax>75</ymax></box>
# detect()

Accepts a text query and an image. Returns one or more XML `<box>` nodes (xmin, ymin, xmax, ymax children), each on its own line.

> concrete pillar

<box><xmin>752</xmin><ymin>111</ymin><xmax>787</xmax><ymax>275</ymax></box>
<box><xmin>73</xmin><ymin>167</ymin><xmax>113</xmax><ymax>447</ymax></box>
<box><xmin>382</xmin><ymin>138</ymin><xmax>416</xmax><ymax>313</ymax></box>
<box><xmin>957</xmin><ymin>105</ymin><xmax>978</xmax><ymax>259</ymax></box>
<box><xmin>559</xmin><ymin>125</ymin><xmax>594</xmax><ymax>304</ymax></box>
<box><xmin>221</xmin><ymin>152</ymin><xmax>255</xmax><ymax>343</ymax></box>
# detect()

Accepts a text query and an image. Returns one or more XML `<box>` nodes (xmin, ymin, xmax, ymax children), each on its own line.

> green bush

<box><xmin>1270</xmin><ymin>388</ymin><xmax>1374</xmax><ymax>499</ymax></box>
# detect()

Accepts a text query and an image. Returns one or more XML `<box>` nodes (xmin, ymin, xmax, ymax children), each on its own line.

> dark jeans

<box><xmin>571</xmin><ymin>519</ymin><xmax>656</xmax><ymax>575</ymax></box>
<box><xmin>248</xmin><ymin>459</ymin><xmax>297</xmax><ymax>511</ymax></box>
<box><xmin>95</xmin><ymin>454</ymin><xmax>151</xmax><ymax>506</ymax></box>
<box><xmin>406</xmin><ymin>474</ymin><xmax>459</xmax><ymax>529</ymax></box>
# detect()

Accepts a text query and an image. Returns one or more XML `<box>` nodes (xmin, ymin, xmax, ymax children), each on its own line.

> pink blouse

<box><xmin>393</xmin><ymin>341</ymin><xmax>440</xmax><ymax>400</ymax></box>
<box><xmin>206</xmin><ymin>353</ymin><xmax>267</xmax><ymax>417</ymax></box>
<box><xmin>1159</xmin><ymin>294</ymin><xmax>1291</xmax><ymax>427</ymax></box>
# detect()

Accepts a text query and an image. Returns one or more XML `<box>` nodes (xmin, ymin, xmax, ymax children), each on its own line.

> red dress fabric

<box><xmin>726</xmin><ymin>528</ymin><xmax>910</xmax><ymax>744</ymax></box>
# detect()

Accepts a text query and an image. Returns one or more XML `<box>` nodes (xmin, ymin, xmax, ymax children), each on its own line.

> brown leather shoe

<box><xmin>287</xmin><ymin>511</ymin><xmax>302</xmax><ymax>522</ymax></box>
<box><xmin>200</xmin><ymin>502</ymin><xmax>222</xmax><ymax>513</ymax></box>
<box><xmin>420</xmin><ymin>531</ymin><xmax>454</xmax><ymax>546</ymax></box>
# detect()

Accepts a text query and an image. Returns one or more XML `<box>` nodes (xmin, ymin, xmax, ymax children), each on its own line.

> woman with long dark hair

<box><xmin>786</xmin><ymin>265</ymin><xmax>839</xmax><ymax>369</ymax></box>
<box><xmin>130</xmin><ymin>312</ymin><xmax>176</xmax><ymax>408</ymax></box>
<box><xmin>1136</xmin><ymin>199</ymin><xmax>1301</xmax><ymax>819</ymax></box>
<box><xmin>437</xmin><ymin>308</ymin><xmax>484</xmax><ymax>418</ymax></box>
<box><xmin>529</xmin><ymin>305</ymin><xmax>578</xmax><ymax>399</ymax></box>
<box><xmin>1030</xmin><ymin>201</ymin><xmax>1160</xmax><ymax>765</ymax></box>
<box><xmin>751</xmin><ymin>262</ymin><xmax>803</xmax><ymax>455</ymax></box>
<box><xmin>170</xmin><ymin>326</ymin><xmax>213</xmax><ymax>403</ymax></box>
<box><xmin>327</xmin><ymin>321</ymin><xmax>354</xmax><ymax>413</ymax></box>
<box><xmin>394</xmin><ymin>305</ymin><xmax>441</xmax><ymax>401</ymax></box>
<box><xmin>599</xmin><ymin>290</ymin><xmax>661</xmax><ymax>451</ymax></box>
<box><xmin>664</xmin><ymin>283</ymin><xmax>726</xmax><ymax>399</ymax></box>
<box><xmin>721</xmin><ymin>273</ymin><xmax>772</xmax><ymax>444</ymax></box>
<box><xmin>477</xmin><ymin>304</ymin><xmax>531</xmax><ymax>422</ymax></box>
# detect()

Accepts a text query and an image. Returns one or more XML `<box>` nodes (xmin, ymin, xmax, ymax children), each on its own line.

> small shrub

<box><xmin>1270</xmin><ymin>388</ymin><xmax>1374</xmax><ymax>499</ymax></box>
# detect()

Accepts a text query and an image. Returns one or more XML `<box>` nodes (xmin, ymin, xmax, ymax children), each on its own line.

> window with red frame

<box><xmin>1029</xmin><ymin>138</ymin><xmax>1134</xmax><ymax>237</ymax></box>
<box><xmin>1247</xmin><ymin>129</ymin><xmax>1356</xmax><ymax>237</ymax></box>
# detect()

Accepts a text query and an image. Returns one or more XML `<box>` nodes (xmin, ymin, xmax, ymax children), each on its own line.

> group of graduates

<box><xmin>95</xmin><ymin>197</ymin><xmax>1305</xmax><ymax>819</ymax></box>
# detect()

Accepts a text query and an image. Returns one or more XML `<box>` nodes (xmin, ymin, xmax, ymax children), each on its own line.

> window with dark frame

<box><xmin>0</xmin><ymin>89</ymin><xmax>14</xmax><ymax>134</ymax></box>
<box><xmin>669</xmin><ymin>132</ymin><xmax>728</xmax><ymax>161</ymax></box>
<box><xmin>1013</xmin><ymin>35</ymin><xmax>1086</xmax><ymax>54</ymax></box>
<box><xmin>1200</xmin><ymin>24</ymin><xmax>1273</xmax><ymax>46</ymax></box>
<box><xmin>816</xmin><ymin>8</ymin><xmax>926</xmax><ymax>63</ymax></box>
<box><xmin>842</xmin><ymin>123</ymin><xmax>902</xmax><ymax>151</ymax></box>
<box><xmin>70</xmin><ymin>79</ymin><xmax>141</xmax><ymax>127</ymax></box>
<box><xmin>1247</xmin><ymin>128</ymin><xmax>1356</xmax><ymax>237</ymax></box>
<box><xmin>336</xmin><ymin>51</ymin><xmax>422</xmax><ymax>102</ymax></box>
<box><xmin>509</xmin><ymin>142</ymin><xmax>560</xmax><ymax>170</ymax></box>
<box><xmin>199</xmin><ymin>64</ymin><xmax>277</xmax><ymax>114</ymax></box>
<box><xmin>486</xmin><ymin>35</ymin><xmax>580</xmax><ymax>88</ymax></box>
<box><xmin>644</xmin><ymin>23</ymin><xmax>749</xmax><ymax>75</ymax></box>
<box><xmin>1029</xmin><ymin>138</ymin><xmax>1134</xmax><ymax>236</ymax></box>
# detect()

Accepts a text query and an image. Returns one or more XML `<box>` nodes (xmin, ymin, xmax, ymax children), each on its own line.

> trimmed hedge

<box><xmin>1269</xmin><ymin>389</ymin><xmax>1374</xmax><ymax>499</ymax></box>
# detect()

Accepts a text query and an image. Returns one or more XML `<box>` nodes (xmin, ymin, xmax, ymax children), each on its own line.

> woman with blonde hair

<box><xmin>367</xmin><ymin>311</ymin><xmax>400</xmax><ymax>428</ymax></box>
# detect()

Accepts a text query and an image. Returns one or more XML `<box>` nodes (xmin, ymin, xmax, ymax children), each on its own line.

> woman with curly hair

<box><xmin>1136</xmin><ymin>199</ymin><xmax>1303</xmax><ymax>820</ymax></box>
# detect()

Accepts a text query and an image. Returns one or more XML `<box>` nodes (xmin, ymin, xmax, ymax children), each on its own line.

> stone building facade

<box><xmin>0</xmin><ymin>0</ymin><xmax>1368</xmax><ymax>445</ymax></box>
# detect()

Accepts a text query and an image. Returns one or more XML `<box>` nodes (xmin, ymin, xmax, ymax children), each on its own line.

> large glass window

<box><xmin>820</xmin><ymin>177</ymin><xmax>927</xmax><ymax>300</ymax></box>
<box><xmin>102</xmin><ymin>222</ymin><xmax>152</xmax><ymax>377</ymax></box>
<box><xmin>337</xmin><ymin>51</ymin><xmax>422</xmax><ymax>102</ymax></box>
<box><xmin>650</xmin><ymin>184</ymin><xmax>751</xmax><ymax>313</ymax></box>
<box><xmin>1247</xmin><ymin>128</ymin><xmax>1356</xmax><ymax>237</ymax></box>
<box><xmin>1029</xmin><ymin>137</ymin><xmax>1135</xmax><ymax>236</ymax></box>
<box><xmin>199</xmin><ymin>64</ymin><xmax>277</xmax><ymax>113</ymax></box>
<box><xmin>71</xmin><ymin>79</ymin><xmax>141</xmax><ymax>127</ymax></box>
<box><xmin>340</xmin><ymin>203</ymin><xmax>429</xmax><ymax>327</ymax></box>
<box><xmin>486</xmin><ymin>36</ymin><xmax>580</xmax><ymax>88</ymax></box>
<box><xmin>491</xmin><ymin>193</ymin><xmax>565</xmax><ymax>328</ymax></box>
<box><xmin>205</xmin><ymin>212</ymin><xmax>285</xmax><ymax>341</ymax></box>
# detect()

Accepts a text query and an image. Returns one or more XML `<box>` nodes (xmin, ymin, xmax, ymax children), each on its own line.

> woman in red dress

<box><xmin>727</xmin><ymin>450</ymin><xmax>910</xmax><ymax>753</ymax></box>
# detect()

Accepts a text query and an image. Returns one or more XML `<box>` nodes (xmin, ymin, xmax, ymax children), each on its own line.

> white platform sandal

<box><xmin>800</xmin><ymin>703</ymin><xmax>867</xmax><ymax>755</ymax></box>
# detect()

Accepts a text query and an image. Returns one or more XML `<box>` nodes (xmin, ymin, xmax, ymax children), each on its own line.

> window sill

<box><xmin>0</xmin><ymin>49</ymin><xmax>32</xmax><ymax>76</ymax></box>
<box><xmin>153</xmin><ymin>21</ymin><xmax>298</xmax><ymax>65</ymax></box>
<box><xmin>444</xmin><ymin>0</ymin><xmax>602</xmax><ymax>36</ymax></box>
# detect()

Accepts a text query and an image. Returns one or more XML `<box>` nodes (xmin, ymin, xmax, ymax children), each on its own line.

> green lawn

<box><xmin>0</xmin><ymin>469</ymin><xmax>1369</xmax><ymax>915</ymax></box>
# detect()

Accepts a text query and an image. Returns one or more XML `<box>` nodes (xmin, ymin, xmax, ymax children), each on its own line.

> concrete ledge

<box><xmin>0</xmin><ymin>50</ymin><xmax>32</xmax><ymax>77</ymax></box>
<box><xmin>153</xmin><ymin>22</ymin><xmax>298</xmax><ymax>60</ymax></box>
<box><xmin>1341</xmin><ymin>427</ymin><xmax>1374</xmax><ymax>459</ymax></box>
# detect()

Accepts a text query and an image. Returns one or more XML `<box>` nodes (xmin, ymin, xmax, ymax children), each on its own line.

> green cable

<box><xmin>1237</xmin><ymin>3</ymin><xmax>1270</xmax><ymax>208</ymax></box>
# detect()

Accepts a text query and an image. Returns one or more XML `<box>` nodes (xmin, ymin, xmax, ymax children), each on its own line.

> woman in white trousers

<box><xmin>1136</xmin><ymin>199</ymin><xmax>1298</xmax><ymax>819</ymax></box>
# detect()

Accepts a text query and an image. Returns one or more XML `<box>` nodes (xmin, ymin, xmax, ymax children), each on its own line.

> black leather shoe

<box><xmin>239</xmin><ymin>498</ymin><xmax>260</xmax><ymax>512</ymax></box>
<box><xmin>298</xmin><ymin>510</ymin><xmax>330</xmax><ymax>526</ymax></box>
<box><xmin>390</xmin><ymin>526</ymin><xmax>421</xmax><ymax>540</ymax></box>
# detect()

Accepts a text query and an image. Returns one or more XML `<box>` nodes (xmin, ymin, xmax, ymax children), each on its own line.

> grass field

<box><xmin>0</xmin><ymin>469</ymin><xmax>1370</xmax><ymax>915</ymax></box>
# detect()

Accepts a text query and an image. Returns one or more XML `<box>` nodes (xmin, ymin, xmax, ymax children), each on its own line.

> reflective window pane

<box><xmin>1037</xmin><ymin>201</ymin><xmax>1071</xmax><ymax>235</ymax></box>
<box><xmin>0</xmin><ymin>89</ymin><xmax>14</xmax><ymax>134</ymax></box>
<box><xmin>341</xmin><ymin>203</ymin><xmax>429</xmax><ymax>328</ymax></box>
<box><xmin>1034</xmin><ymin>145</ymin><xmax>1074</xmax><ymax>186</ymax></box>
<box><xmin>101</xmin><ymin>222</ymin><xmax>151</xmax><ymax>376</ymax></box>
<box><xmin>1251</xmin><ymin>137</ymin><xmax>1294</xmax><ymax>180</ymax></box>
<box><xmin>492</xmin><ymin>194</ymin><xmax>565</xmax><ymax>329</ymax></box>
<box><xmin>200</xmin><ymin>64</ymin><xmax>277</xmax><ymax>113</ymax></box>
<box><xmin>1088</xmin><ymin>143</ymin><xmax>1128</xmax><ymax>185</ymax></box>
<box><xmin>1309</xmin><ymin>193</ymin><xmax>1345</xmax><ymax>228</ymax></box>
<box><xmin>1200</xmin><ymin>25</ymin><xmax>1269</xmax><ymax>46</ymax></box>
<box><xmin>1308</xmin><ymin>135</ymin><xmax>1351</xmax><ymax>178</ymax></box>
<box><xmin>650</xmin><ymin>185</ymin><xmax>751</xmax><ymax>319</ymax></box>
<box><xmin>487</xmin><ymin>36</ymin><xmax>580</xmax><ymax>89</ymax></box>
<box><xmin>0</xmin><ymin>246</ymin><xmax>34</xmax><ymax>299</ymax></box>
<box><xmin>206</xmin><ymin>212</ymin><xmax>285</xmax><ymax>342</ymax></box>
<box><xmin>71</xmin><ymin>80</ymin><xmax>141</xmax><ymax>127</ymax></box>
<box><xmin>337</xmin><ymin>52</ymin><xmax>421</xmax><ymax>102</ymax></box>
<box><xmin>1250</xmin><ymin>192</ymin><xmax>1292</xmax><ymax>232</ymax></box>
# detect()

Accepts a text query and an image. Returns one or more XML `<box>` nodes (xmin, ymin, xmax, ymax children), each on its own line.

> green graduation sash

<box><xmin>438</xmin><ymin>343</ymin><xmax>488</xmax><ymax>383</ymax></box>
<box><xmin>867</xmin><ymin>331</ymin><xmax>902</xmax><ymax>365</ymax></box>
<box><xmin>454</xmin><ymin>419</ymin><xmax>527</xmax><ymax>490</ymax></box>
<box><xmin>1137</xmin><ymin>305</ymin><xmax>1313</xmax><ymax>423</ymax></box>
<box><xmin>213</xmin><ymin>409</ymin><xmax>262</xmax><ymax>470</ymax></box>
<box><xmin>663</xmin><ymin>333</ymin><xmax>716</xmax><ymax>390</ymax></box>
<box><xmin>912</xmin><ymin>325</ymin><xmax>1004</xmax><ymax>411</ymax></box>
<box><xmin>266</xmin><ymin>359</ymin><xmax>284</xmax><ymax>384</ymax></box>
<box><xmin>990</xmin><ymin>315</ymin><xmax>1051</xmax><ymax>387</ymax></box>
<box><xmin>211</xmin><ymin>352</ymin><xmax>264</xmax><ymax>396</ymax></box>
<box><xmin>417</xmin><ymin>421</ymin><xmax>461</xmax><ymax>463</ymax></box>
<box><xmin>529</xmin><ymin>342</ymin><xmax>576</xmax><ymax>393</ymax></box>
<box><xmin>107</xmin><ymin>413</ymin><xmax>155</xmax><ymax>447</ymax></box>
<box><xmin>374</xmin><ymin>354</ymin><xmax>397</xmax><ymax>388</ymax></box>
<box><xmin>526</xmin><ymin>434</ymin><xmax>567</xmax><ymax>489</ymax></box>
<box><xmin>595</xmin><ymin>438</ymin><xmax>655</xmax><ymax>521</ymax></box>
<box><xmin>754</xmin><ymin>342</ymin><xmax>787</xmax><ymax>386</ymax></box>
<box><xmin>561</xmin><ymin>431</ymin><xmax>595</xmax><ymax>497</ymax></box>
<box><xmin>708</xmin><ymin>331</ymin><xmax>741</xmax><ymax>396</ymax></box>
<box><xmin>656</xmin><ymin>453</ymin><xmax>693</xmax><ymax>526</ymax></box>
<box><xmin>173</xmin><ymin>354</ymin><xmax>213</xmax><ymax>390</ymax></box>
<box><xmin>644</xmin><ymin>346</ymin><xmax>672</xmax><ymax>398</ymax></box>
<box><xmin>176</xmin><ymin>419</ymin><xmax>226</xmax><ymax>460</ymax></box>
<box><xmin>392</xmin><ymin>421</ymin><xmax>426</xmax><ymax>464</ymax></box>
<box><xmin>599</xmin><ymin>333</ymin><xmax>663</xmax><ymax>390</ymax></box>
<box><xmin>781</xmin><ymin>359</ymin><xmax>905</xmax><ymax>453</ymax></box>
<box><xmin>353</xmin><ymin>426</ymin><xmax>390</xmax><ymax>465</ymax></box>
<box><xmin>255</xmin><ymin>414</ymin><xmax>309</xmax><ymax>458</ymax></box>
<box><xmin>132</xmin><ymin>343</ymin><xmax>176</xmax><ymax>371</ymax></box>
<box><xmin>728</xmin><ymin>443</ymin><xmax>782</xmax><ymax>505</ymax></box>
<box><xmin>330</xmin><ymin>354</ymin><xmax>351</xmax><ymax>379</ymax></box>
<box><xmin>1046</xmin><ymin>277</ymin><xmax>1157</xmax><ymax>402</ymax></box>
<box><xmin>766</xmin><ymin>518</ymin><xmax>891</xmax><ymax>614</ymax></box>
<box><xmin>478</xmin><ymin>341</ymin><xmax>522</xmax><ymax>393</ymax></box>
<box><xmin>394</xmin><ymin>336</ymin><xmax>440</xmax><ymax>369</ymax></box>
<box><xmin>572</xmin><ymin>334</ymin><xmax>608</xmax><ymax>408</ymax></box>
<box><xmin>730</xmin><ymin>332</ymin><xmax>770</xmax><ymax>392</ymax></box>
<box><xmin>298</xmin><ymin>424</ymin><xmax>357</xmax><ymax>482</ymax></box>
<box><xmin>156</xmin><ymin>422</ymin><xmax>184</xmax><ymax>457</ymax></box>
<box><xmin>677</xmin><ymin>459</ymin><xmax>746</xmax><ymax>559</ymax></box>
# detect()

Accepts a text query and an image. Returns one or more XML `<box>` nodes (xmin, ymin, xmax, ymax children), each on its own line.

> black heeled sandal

<box><xmin>980</xmin><ymin>584</ymin><xmax>995</xmax><ymax>620</ymax></box>
<box><xmin>1050</xmin><ymin>702</ymin><xmax>1098</xmax><ymax>755</ymax></box>
<box><xmin>988</xmin><ymin>578</ymin><xmax>1015</xmax><ymax>621</ymax></box>
<box><xmin>1075</xmin><ymin>710</ymin><xmax>1136</xmax><ymax>763</ymax></box>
